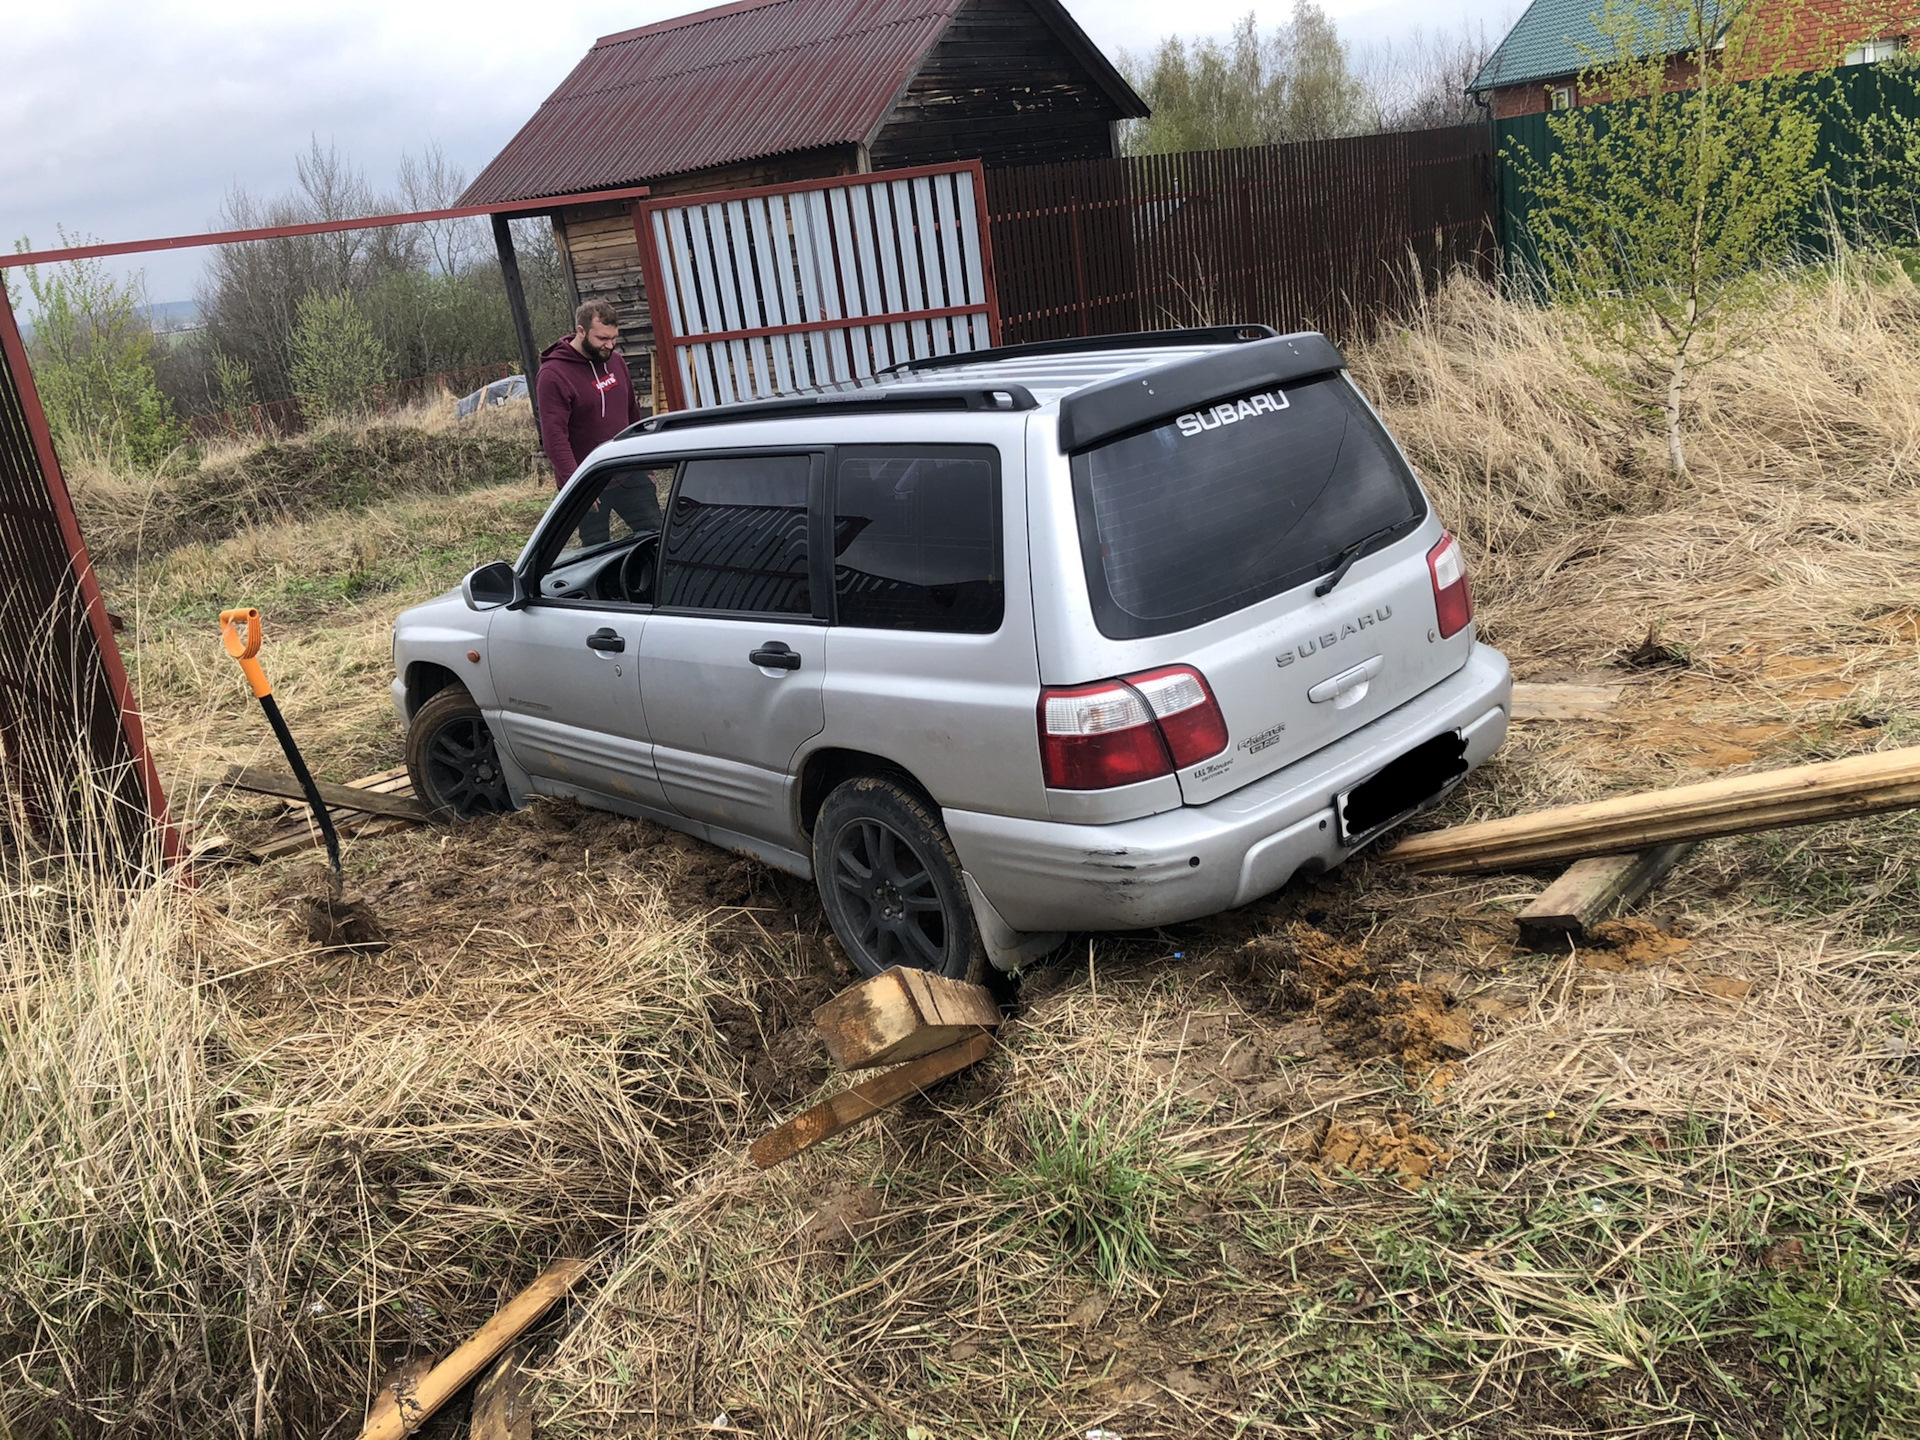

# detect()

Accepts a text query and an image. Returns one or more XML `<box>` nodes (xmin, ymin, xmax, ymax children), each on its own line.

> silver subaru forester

<box><xmin>391</xmin><ymin>328</ymin><xmax>1511</xmax><ymax>981</ymax></box>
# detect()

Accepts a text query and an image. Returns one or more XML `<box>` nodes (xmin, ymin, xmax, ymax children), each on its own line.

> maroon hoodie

<box><xmin>535</xmin><ymin>335</ymin><xmax>642</xmax><ymax>487</ymax></box>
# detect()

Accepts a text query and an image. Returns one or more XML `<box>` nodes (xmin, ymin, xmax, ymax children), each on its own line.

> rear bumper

<box><xmin>945</xmin><ymin>644</ymin><xmax>1511</xmax><ymax>933</ymax></box>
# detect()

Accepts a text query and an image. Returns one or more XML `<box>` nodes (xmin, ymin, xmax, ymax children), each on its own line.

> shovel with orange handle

<box><xmin>219</xmin><ymin>607</ymin><xmax>343</xmax><ymax>892</ymax></box>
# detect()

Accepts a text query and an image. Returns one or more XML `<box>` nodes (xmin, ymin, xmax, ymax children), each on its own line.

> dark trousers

<box><xmin>579</xmin><ymin>478</ymin><xmax>664</xmax><ymax>546</ymax></box>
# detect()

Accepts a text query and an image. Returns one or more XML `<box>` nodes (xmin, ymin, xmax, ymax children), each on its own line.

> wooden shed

<box><xmin>459</xmin><ymin>0</ymin><xmax>1146</xmax><ymax>407</ymax></box>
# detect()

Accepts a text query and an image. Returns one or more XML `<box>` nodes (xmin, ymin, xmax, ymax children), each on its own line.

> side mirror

<box><xmin>462</xmin><ymin>561</ymin><xmax>521</xmax><ymax>611</ymax></box>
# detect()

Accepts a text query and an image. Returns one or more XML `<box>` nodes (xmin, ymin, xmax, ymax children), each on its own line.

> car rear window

<box><xmin>1070</xmin><ymin>374</ymin><xmax>1425</xmax><ymax>639</ymax></box>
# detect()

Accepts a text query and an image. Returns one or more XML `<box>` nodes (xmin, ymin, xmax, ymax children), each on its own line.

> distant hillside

<box><xmin>143</xmin><ymin>299</ymin><xmax>200</xmax><ymax>333</ymax></box>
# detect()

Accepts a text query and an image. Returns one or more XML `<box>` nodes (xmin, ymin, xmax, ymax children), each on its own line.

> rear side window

<box><xmin>1070</xmin><ymin>374</ymin><xmax>1425</xmax><ymax>639</ymax></box>
<box><xmin>659</xmin><ymin>454</ymin><xmax>812</xmax><ymax>614</ymax></box>
<box><xmin>832</xmin><ymin>447</ymin><xmax>1003</xmax><ymax>633</ymax></box>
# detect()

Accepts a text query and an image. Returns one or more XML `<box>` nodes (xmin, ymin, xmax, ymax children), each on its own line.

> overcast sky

<box><xmin>1</xmin><ymin>0</ymin><xmax>1510</xmax><ymax>306</ymax></box>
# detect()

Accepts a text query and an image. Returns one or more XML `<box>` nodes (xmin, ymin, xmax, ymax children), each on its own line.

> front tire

<box><xmin>406</xmin><ymin>687</ymin><xmax>514</xmax><ymax>821</ymax></box>
<box><xmin>813</xmin><ymin>776</ymin><xmax>986</xmax><ymax>984</ymax></box>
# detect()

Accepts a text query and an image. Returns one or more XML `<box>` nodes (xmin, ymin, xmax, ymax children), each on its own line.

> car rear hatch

<box><xmin>1064</xmin><ymin>368</ymin><xmax>1472</xmax><ymax>808</ymax></box>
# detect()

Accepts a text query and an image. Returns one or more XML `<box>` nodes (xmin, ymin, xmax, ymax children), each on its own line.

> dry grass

<box><xmin>8</xmin><ymin>263</ymin><xmax>1920</xmax><ymax>1437</ymax></box>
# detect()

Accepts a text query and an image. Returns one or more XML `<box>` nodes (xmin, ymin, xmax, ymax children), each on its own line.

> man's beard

<box><xmin>581</xmin><ymin>336</ymin><xmax>614</xmax><ymax>361</ymax></box>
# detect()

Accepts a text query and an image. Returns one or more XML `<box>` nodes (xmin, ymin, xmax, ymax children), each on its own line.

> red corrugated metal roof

<box><xmin>462</xmin><ymin>0</ymin><xmax>970</xmax><ymax>205</ymax></box>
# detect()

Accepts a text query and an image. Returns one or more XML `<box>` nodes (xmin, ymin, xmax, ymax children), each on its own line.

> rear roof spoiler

<box><xmin>1056</xmin><ymin>333</ymin><xmax>1348</xmax><ymax>453</ymax></box>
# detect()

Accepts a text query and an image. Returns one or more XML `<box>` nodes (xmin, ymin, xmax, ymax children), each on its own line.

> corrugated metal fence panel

<box><xmin>0</xmin><ymin>288</ymin><xmax>172</xmax><ymax>863</ymax></box>
<box><xmin>638</xmin><ymin>161</ymin><xmax>1001</xmax><ymax>409</ymax></box>
<box><xmin>985</xmin><ymin>124</ymin><xmax>1499</xmax><ymax>345</ymax></box>
<box><xmin>1499</xmin><ymin>67</ymin><xmax>1920</xmax><ymax>282</ymax></box>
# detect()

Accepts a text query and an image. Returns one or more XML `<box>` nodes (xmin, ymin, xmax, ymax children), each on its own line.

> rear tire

<box><xmin>813</xmin><ymin>775</ymin><xmax>987</xmax><ymax>984</ymax></box>
<box><xmin>406</xmin><ymin>687</ymin><xmax>515</xmax><ymax>822</ymax></box>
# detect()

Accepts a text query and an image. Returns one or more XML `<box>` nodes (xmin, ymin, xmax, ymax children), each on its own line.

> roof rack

<box><xmin>885</xmin><ymin>325</ymin><xmax>1280</xmax><ymax>376</ymax></box>
<box><xmin>625</xmin><ymin>385</ymin><xmax>1038</xmax><ymax>435</ymax></box>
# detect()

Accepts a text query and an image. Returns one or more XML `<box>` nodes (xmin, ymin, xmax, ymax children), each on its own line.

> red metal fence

<box><xmin>0</xmin><ymin>288</ymin><xmax>175</xmax><ymax>865</ymax></box>
<box><xmin>984</xmin><ymin>124</ymin><xmax>1498</xmax><ymax>346</ymax></box>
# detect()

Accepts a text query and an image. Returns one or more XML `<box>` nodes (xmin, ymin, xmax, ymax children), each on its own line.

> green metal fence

<box><xmin>1497</xmin><ymin>65</ymin><xmax>1920</xmax><ymax>279</ymax></box>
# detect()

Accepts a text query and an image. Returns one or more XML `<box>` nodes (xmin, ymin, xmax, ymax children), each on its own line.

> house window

<box><xmin>1550</xmin><ymin>85</ymin><xmax>1575</xmax><ymax>110</ymax></box>
<box><xmin>1845</xmin><ymin>36</ymin><xmax>1905</xmax><ymax>64</ymax></box>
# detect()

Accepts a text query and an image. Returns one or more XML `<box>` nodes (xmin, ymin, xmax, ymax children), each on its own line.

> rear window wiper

<box><xmin>1314</xmin><ymin>524</ymin><xmax>1402</xmax><ymax>597</ymax></box>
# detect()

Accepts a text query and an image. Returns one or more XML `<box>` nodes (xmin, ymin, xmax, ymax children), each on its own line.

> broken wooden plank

<box><xmin>357</xmin><ymin>1258</ymin><xmax>590</xmax><ymax>1440</ymax></box>
<box><xmin>1384</xmin><ymin>744</ymin><xmax>1920</xmax><ymax>874</ymax></box>
<box><xmin>750</xmin><ymin>1033</ymin><xmax>993</xmax><ymax>1170</ymax></box>
<box><xmin>1516</xmin><ymin>843</ymin><xmax>1695</xmax><ymax>949</ymax></box>
<box><xmin>225</xmin><ymin>764</ymin><xmax>429</xmax><ymax>822</ymax></box>
<box><xmin>812</xmin><ymin>967</ymin><xmax>1002</xmax><ymax>1071</ymax></box>
<box><xmin>470</xmin><ymin>1343</ymin><xmax>533</xmax><ymax>1440</ymax></box>
<box><xmin>362</xmin><ymin>1354</ymin><xmax>436</xmax><ymax>1438</ymax></box>
<box><xmin>1509</xmin><ymin>682</ymin><xmax>1624</xmax><ymax>721</ymax></box>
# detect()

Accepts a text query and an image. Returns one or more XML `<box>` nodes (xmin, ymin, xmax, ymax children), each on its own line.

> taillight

<box><xmin>1427</xmin><ymin>532</ymin><xmax>1474</xmax><ymax>639</ymax></box>
<box><xmin>1127</xmin><ymin>665</ymin><xmax>1230</xmax><ymax>767</ymax></box>
<box><xmin>1038</xmin><ymin>665</ymin><xmax>1228</xmax><ymax>790</ymax></box>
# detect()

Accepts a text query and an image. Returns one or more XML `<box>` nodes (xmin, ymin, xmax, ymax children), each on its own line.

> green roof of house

<box><xmin>1468</xmin><ymin>0</ymin><xmax>1721</xmax><ymax>92</ymax></box>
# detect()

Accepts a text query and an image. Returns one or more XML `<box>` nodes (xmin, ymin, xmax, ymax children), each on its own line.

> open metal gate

<box><xmin>0</xmin><ymin>288</ymin><xmax>176</xmax><ymax>865</ymax></box>
<box><xmin>637</xmin><ymin>161</ymin><xmax>1001</xmax><ymax>410</ymax></box>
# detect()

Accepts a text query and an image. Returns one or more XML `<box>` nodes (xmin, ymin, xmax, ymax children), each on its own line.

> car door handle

<box><xmin>585</xmin><ymin>627</ymin><xmax>625</xmax><ymax>654</ymax></box>
<box><xmin>749</xmin><ymin>641</ymin><xmax>802</xmax><ymax>671</ymax></box>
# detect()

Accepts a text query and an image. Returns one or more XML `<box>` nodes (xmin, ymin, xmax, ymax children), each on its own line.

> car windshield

<box><xmin>1070</xmin><ymin>373</ymin><xmax>1424</xmax><ymax>639</ymax></box>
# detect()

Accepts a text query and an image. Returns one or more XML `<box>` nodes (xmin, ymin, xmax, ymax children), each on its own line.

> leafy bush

<box><xmin>9</xmin><ymin>238</ymin><xmax>184</xmax><ymax>472</ymax></box>
<box><xmin>286</xmin><ymin>290</ymin><xmax>391</xmax><ymax>422</ymax></box>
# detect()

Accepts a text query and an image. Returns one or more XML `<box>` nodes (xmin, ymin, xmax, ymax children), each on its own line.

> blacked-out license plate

<box><xmin>1336</xmin><ymin>731</ymin><xmax>1469</xmax><ymax>845</ymax></box>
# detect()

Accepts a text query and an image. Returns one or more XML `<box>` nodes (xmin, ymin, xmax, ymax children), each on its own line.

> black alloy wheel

<box><xmin>406</xmin><ymin>687</ymin><xmax>514</xmax><ymax>821</ymax></box>
<box><xmin>813</xmin><ymin>775</ymin><xmax>986</xmax><ymax>983</ymax></box>
<box><xmin>835</xmin><ymin>817</ymin><xmax>946</xmax><ymax>968</ymax></box>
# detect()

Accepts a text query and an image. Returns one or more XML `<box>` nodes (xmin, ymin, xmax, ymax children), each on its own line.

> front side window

<box><xmin>832</xmin><ymin>447</ymin><xmax>1002</xmax><ymax>633</ymax></box>
<box><xmin>1070</xmin><ymin>374</ymin><xmax>1425</xmax><ymax>639</ymax></box>
<box><xmin>552</xmin><ymin>464</ymin><xmax>673</xmax><ymax>566</ymax></box>
<box><xmin>658</xmin><ymin>454</ymin><xmax>812</xmax><ymax>614</ymax></box>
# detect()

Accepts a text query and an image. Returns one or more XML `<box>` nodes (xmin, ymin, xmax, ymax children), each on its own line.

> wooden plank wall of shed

<box><xmin>553</xmin><ymin>147</ymin><xmax>860</xmax><ymax>409</ymax></box>
<box><xmin>868</xmin><ymin>0</ymin><xmax>1123</xmax><ymax>171</ymax></box>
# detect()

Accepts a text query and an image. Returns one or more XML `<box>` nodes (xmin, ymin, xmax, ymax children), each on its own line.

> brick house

<box><xmin>460</xmin><ymin>0</ymin><xmax>1145</xmax><ymax>408</ymax></box>
<box><xmin>1469</xmin><ymin>0</ymin><xmax>1915</xmax><ymax>118</ymax></box>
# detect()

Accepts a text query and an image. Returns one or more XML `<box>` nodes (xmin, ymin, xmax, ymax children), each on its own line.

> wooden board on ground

<box><xmin>357</xmin><ymin>1258</ymin><xmax>589</xmax><ymax>1440</ymax></box>
<box><xmin>750</xmin><ymin>1033</ymin><xmax>993</xmax><ymax>1170</ymax></box>
<box><xmin>470</xmin><ymin>1343</ymin><xmax>534</xmax><ymax>1440</ymax></box>
<box><xmin>1516</xmin><ymin>844</ymin><xmax>1695</xmax><ymax>949</ymax></box>
<box><xmin>224</xmin><ymin>764</ymin><xmax>430</xmax><ymax>821</ymax></box>
<box><xmin>812</xmin><ymin>967</ymin><xmax>1002</xmax><ymax>1071</ymax></box>
<box><xmin>1509</xmin><ymin>682</ymin><xmax>1624</xmax><ymax>721</ymax></box>
<box><xmin>1384</xmin><ymin>744</ymin><xmax>1920</xmax><ymax>874</ymax></box>
<box><xmin>244</xmin><ymin>767</ymin><xmax>419</xmax><ymax>861</ymax></box>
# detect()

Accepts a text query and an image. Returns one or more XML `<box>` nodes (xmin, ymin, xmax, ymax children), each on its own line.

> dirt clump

<box><xmin>1310</xmin><ymin>1114</ymin><xmax>1454</xmax><ymax>1190</ymax></box>
<box><xmin>802</xmin><ymin>1184</ymin><xmax>886</xmax><ymax>1247</ymax></box>
<box><xmin>1319</xmin><ymin>980</ymin><xmax>1474</xmax><ymax>1067</ymax></box>
<box><xmin>1583</xmin><ymin>917</ymin><xmax>1692</xmax><ymax>968</ymax></box>
<box><xmin>291</xmin><ymin>893</ymin><xmax>387</xmax><ymax>952</ymax></box>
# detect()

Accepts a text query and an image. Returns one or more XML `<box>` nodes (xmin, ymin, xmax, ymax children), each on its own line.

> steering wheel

<box><xmin>618</xmin><ymin>535</ymin><xmax>657</xmax><ymax>603</ymax></box>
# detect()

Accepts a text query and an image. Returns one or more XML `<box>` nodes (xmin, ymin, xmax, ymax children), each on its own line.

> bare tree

<box><xmin>197</xmin><ymin>139</ymin><xmax>403</xmax><ymax>397</ymax></box>
<box><xmin>1359</xmin><ymin>22</ymin><xmax>1497</xmax><ymax>132</ymax></box>
<box><xmin>397</xmin><ymin>141</ymin><xmax>484</xmax><ymax>279</ymax></box>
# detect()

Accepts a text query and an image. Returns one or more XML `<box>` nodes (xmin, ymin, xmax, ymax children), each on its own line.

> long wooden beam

<box><xmin>1386</xmin><ymin>746</ymin><xmax>1920</xmax><ymax>875</ymax></box>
